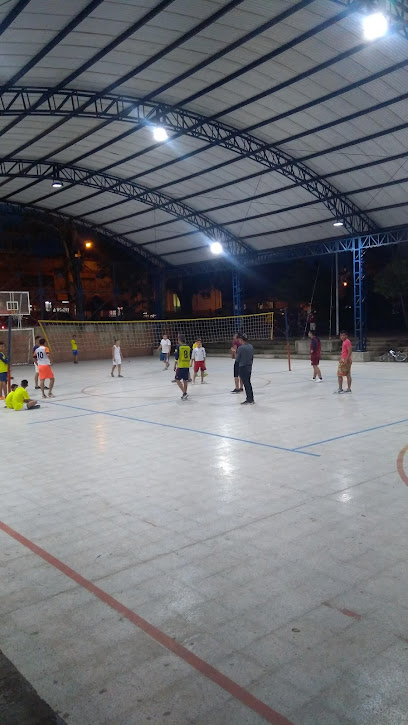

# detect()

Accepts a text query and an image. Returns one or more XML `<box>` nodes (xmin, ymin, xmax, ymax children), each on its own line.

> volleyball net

<box><xmin>39</xmin><ymin>313</ymin><xmax>274</xmax><ymax>361</ymax></box>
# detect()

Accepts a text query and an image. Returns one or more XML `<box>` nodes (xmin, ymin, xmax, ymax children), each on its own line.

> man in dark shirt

<box><xmin>308</xmin><ymin>330</ymin><xmax>322</xmax><ymax>382</ymax></box>
<box><xmin>235</xmin><ymin>333</ymin><xmax>254</xmax><ymax>405</ymax></box>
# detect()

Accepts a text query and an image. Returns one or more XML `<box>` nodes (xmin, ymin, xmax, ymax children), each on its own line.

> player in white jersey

<box><xmin>35</xmin><ymin>338</ymin><xmax>55</xmax><ymax>398</ymax></box>
<box><xmin>157</xmin><ymin>334</ymin><xmax>171</xmax><ymax>369</ymax></box>
<box><xmin>190</xmin><ymin>339</ymin><xmax>207</xmax><ymax>383</ymax></box>
<box><xmin>111</xmin><ymin>339</ymin><xmax>123</xmax><ymax>377</ymax></box>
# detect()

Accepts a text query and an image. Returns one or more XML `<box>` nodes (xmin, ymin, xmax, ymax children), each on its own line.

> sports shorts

<box><xmin>38</xmin><ymin>365</ymin><xmax>54</xmax><ymax>380</ymax></box>
<box><xmin>0</xmin><ymin>372</ymin><xmax>7</xmax><ymax>382</ymax></box>
<box><xmin>233</xmin><ymin>360</ymin><xmax>239</xmax><ymax>378</ymax></box>
<box><xmin>160</xmin><ymin>352</ymin><xmax>168</xmax><ymax>361</ymax></box>
<box><xmin>175</xmin><ymin>368</ymin><xmax>189</xmax><ymax>381</ymax></box>
<box><xmin>72</xmin><ymin>350</ymin><xmax>78</xmax><ymax>356</ymax></box>
<box><xmin>194</xmin><ymin>361</ymin><xmax>206</xmax><ymax>373</ymax></box>
<box><xmin>311</xmin><ymin>354</ymin><xmax>320</xmax><ymax>366</ymax></box>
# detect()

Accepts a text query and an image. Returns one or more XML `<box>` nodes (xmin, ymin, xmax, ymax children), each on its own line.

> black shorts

<box><xmin>233</xmin><ymin>360</ymin><xmax>239</xmax><ymax>378</ymax></box>
<box><xmin>175</xmin><ymin>368</ymin><xmax>189</xmax><ymax>381</ymax></box>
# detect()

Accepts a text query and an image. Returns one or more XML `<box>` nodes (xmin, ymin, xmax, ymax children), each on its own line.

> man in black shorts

<box><xmin>230</xmin><ymin>332</ymin><xmax>244</xmax><ymax>394</ymax></box>
<box><xmin>174</xmin><ymin>335</ymin><xmax>191</xmax><ymax>400</ymax></box>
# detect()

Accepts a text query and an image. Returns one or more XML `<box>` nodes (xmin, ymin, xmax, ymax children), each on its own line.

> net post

<box><xmin>284</xmin><ymin>307</ymin><xmax>291</xmax><ymax>372</ymax></box>
<box><xmin>7</xmin><ymin>314</ymin><xmax>12</xmax><ymax>393</ymax></box>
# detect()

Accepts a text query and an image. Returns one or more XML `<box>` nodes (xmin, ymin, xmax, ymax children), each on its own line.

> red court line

<box><xmin>322</xmin><ymin>601</ymin><xmax>362</xmax><ymax>621</ymax></box>
<box><xmin>397</xmin><ymin>444</ymin><xmax>408</xmax><ymax>486</ymax></box>
<box><xmin>0</xmin><ymin>520</ymin><xmax>294</xmax><ymax>725</ymax></box>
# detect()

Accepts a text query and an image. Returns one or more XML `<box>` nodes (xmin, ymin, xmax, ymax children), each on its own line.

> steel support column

<box><xmin>74</xmin><ymin>255</ymin><xmax>84</xmax><ymax>321</ymax></box>
<box><xmin>353</xmin><ymin>238</ymin><xmax>366</xmax><ymax>351</ymax></box>
<box><xmin>232</xmin><ymin>269</ymin><xmax>243</xmax><ymax>317</ymax></box>
<box><xmin>37</xmin><ymin>259</ymin><xmax>45</xmax><ymax>319</ymax></box>
<box><xmin>153</xmin><ymin>269</ymin><xmax>166</xmax><ymax>319</ymax></box>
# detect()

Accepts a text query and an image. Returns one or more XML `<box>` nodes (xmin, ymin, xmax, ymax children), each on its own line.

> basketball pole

<box><xmin>7</xmin><ymin>313</ymin><xmax>12</xmax><ymax>394</ymax></box>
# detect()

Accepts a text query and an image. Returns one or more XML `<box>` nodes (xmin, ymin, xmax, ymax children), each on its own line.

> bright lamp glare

<box><xmin>152</xmin><ymin>126</ymin><xmax>168</xmax><ymax>142</ymax></box>
<box><xmin>333</xmin><ymin>221</ymin><xmax>344</xmax><ymax>227</ymax></box>
<box><xmin>210</xmin><ymin>241</ymin><xmax>223</xmax><ymax>255</ymax></box>
<box><xmin>362</xmin><ymin>12</ymin><xmax>388</xmax><ymax>41</ymax></box>
<box><xmin>52</xmin><ymin>180</ymin><xmax>63</xmax><ymax>188</ymax></box>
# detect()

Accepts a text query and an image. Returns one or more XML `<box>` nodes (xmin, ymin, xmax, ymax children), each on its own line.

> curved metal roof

<box><xmin>1</xmin><ymin>0</ymin><xmax>407</xmax><ymax>267</ymax></box>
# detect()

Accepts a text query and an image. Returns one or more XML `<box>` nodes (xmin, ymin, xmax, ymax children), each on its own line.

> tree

<box><xmin>374</xmin><ymin>258</ymin><xmax>408</xmax><ymax>329</ymax></box>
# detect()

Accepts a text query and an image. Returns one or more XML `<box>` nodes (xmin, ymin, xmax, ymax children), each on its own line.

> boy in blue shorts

<box><xmin>0</xmin><ymin>341</ymin><xmax>8</xmax><ymax>400</ymax></box>
<box><xmin>174</xmin><ymin>335</ymin><xmax>191</xmax><ymax>400</ymax></box>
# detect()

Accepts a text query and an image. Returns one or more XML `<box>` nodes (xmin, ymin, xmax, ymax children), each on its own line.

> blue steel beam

<box><xmin>172</xmin><ymin>226</ymin><xmax>408</xmax><ymax>275</ymax></box>
<box><xmin>0</xmin><ymin>89</ymin><xmax>375</xmax><ymax>236</ymax></box>
<box><xmin>0</xmin><ymin>159</ymin><xmax>252</xmax><ymax>256</ymax></box>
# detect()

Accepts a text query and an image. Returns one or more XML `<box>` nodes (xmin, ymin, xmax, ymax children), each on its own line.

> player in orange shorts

<box><xmin>35</xmin><ymin>338</ymin><xmax>55</xmax><ymax>399</ymax></box>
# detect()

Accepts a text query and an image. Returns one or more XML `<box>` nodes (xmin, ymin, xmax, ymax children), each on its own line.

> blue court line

<box><xmin>30</xmin><ymin>400</ymin><xmax>319</xmax><ymax>458</ymax></box>
<box><xmin>294</xmin><ymin>416</ymin><xmax>408</xmax><ymax>450</ymax></box>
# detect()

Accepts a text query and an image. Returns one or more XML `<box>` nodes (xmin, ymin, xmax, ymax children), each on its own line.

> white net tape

<box><xmin>39</xmin><ymin>314</ymin><xmax>274</xmax><ymax>358</ymax></box>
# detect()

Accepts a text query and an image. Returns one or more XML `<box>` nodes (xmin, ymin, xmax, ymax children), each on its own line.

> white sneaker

<box><xmin>316</xmin><ymin>378</ymin><xmax>323</xmax><ymax>383</ymax></box>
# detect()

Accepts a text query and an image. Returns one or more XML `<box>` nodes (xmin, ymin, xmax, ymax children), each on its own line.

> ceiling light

<box><xmin>333</xmin><ymin>221</ymin><xmax>344</xmax><ymax>227</ymax></box>
<box><xmin>210</xmin><ymin>241</ymin><xmax>223</xmax><ymax>255</ymax></box>
<box><xmin>362</xmin><ymin>11</ymin><xmax>388</xmax><ymax>41</ymax></box>
<box><xmin>85</xmin><ymin>241</ymin><xmax>93</xmax><ymax>248</ymax></box>
<box><xmin>152</xmin><ymin>126</ymin><xmax>168</xmax><ymax>142</ymax></box>
<box><xmin>52</xmin><ymin>180</ymin><xmax>63</xmax><ymax>189</ymax></box>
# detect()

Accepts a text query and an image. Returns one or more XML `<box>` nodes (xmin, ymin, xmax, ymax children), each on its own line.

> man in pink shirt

<box><xmin>337</xmin><ymin>330</ymin><xmax>352</xmax><ymax>393</ymax></box>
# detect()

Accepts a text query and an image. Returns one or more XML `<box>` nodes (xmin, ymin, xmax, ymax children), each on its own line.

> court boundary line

<box><xmin>295</xmin><ymin>417</ymin><xmax>408</xmax><ymax>450</ymax></box>
<box><xmin>0</xmin><ymin>519</ymin><xmax>294</xmax><ymax>725</ymax></box>
<box><xmin>29</xmin><ymin>400</ymin><xmax>319</xmax><ymax>457</ymax></box>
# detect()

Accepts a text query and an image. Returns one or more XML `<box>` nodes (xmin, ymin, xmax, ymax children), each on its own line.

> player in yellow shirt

<box><xmin>174</xmin><ymin>335</ymin><xmax>191</xmax><ymax>400</ymax></box>
<box><xmin>4</xmin><ymin>384</ymin><xmax>18</xmax><ymax>408</ymax></box>
<box><xmin>71</xmin><ymin>336</ymin><xmax>78</xmax><ymax>363</ymax></box>
<box><xmin>0</xmin><ymin>341</ymin><xmax>8</xmax><ymax>399</ymax></box>
<box><xmin>12</xmin><ymin>380</ymin><xmax>40</xmax><ymax>410</ymax></box>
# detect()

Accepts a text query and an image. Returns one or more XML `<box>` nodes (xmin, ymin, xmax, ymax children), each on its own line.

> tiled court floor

<box><xmin>1</xmin><ymin>355</ymin><xmax>408</xmax><ymax>725</ymax></box>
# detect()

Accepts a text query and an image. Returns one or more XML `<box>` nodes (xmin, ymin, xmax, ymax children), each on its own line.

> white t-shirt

<box><xmin>160</xmin><ymin>338</ymin><xmax>171</xmax><ymax>353</ymax></box>
<box><xmin>35</xmin><ymin>345</ymin><xmax>50</xmax><ymax>366</ymax></box>
<box><xmin>192</xmin><ymin>346</ymin><xmax>206</xmax><ymax>362</ymax></box>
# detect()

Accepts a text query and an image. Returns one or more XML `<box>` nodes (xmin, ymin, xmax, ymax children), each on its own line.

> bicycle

<box><xmin>379</xmin><ymin>349</ymin><xmax>407</xmax><ymax>362</ymax></box>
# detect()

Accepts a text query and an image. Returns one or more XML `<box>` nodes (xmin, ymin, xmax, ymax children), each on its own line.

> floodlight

<box><xmin>152</xmin><ymin>126</ymin><xmax>168</xmax><ymax>142</ymax></box>
<box><xmin>362</xmin><ymin>12</ymin><xmax>388</xmax><ymax>41</ymax></box>
<box><xmin>52</xmin><ymin>180</ymin><xmax>63</xmax><ymax>189</ymax></box>
<box><xmin>333</xmin><ymin>221</ymin><xmax>344</xmax><ymax>227</ymax></box>
<box><xmin>210</xmin><ymin>241</ymin><xmax>223</xmax><ymax>255</ymax></box>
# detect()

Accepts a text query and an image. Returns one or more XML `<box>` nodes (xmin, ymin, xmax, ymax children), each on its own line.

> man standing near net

<box><xmin>36</xmin><ymin>338</ymin><xmax>55</xmax><ymax>399</ymax></box>
<box><xmin>174</xmin><ymin>334</ymin><xmax>191</xmax><ymax>400</ymax></box>
<box><xmin>309</xmin><ymin>330</ymin><xmax>322</xmax><ymax>382</ymax></box>
<box><xmin>230</xmin><ymin>332</ymin><xmax>244</xmax><ymax>394</ymax></box>
<box><xmin>235</xmin><ymin>333</ymin><xmax>254</xmax><ymax>405</ymax></box>
<box><xmin>158</xmin><ymin>334</ymin><xmax>171</xmax><ymax>370</ymax></box>
<box><xmin>337</xmin><ymin>330</ymin><xmax>352</xmax><ymax>394</ymax></box>
<box><xmin>71</xmin><ymin>335</ymin><xmax>79</xmax><ymax>364</ymax></box>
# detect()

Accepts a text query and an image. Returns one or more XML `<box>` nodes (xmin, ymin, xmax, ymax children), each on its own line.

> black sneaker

<box><xmin>35</xmin><ymin>386</ymin><xmax>41</xmax><ymax>389</ymax></box>
<box><xmin>231</xmin><ymin>389</ymin><xmax>239</xmax><ymax>393</ymax></box>
<box><xmin>241</xmin><ymin>400</ymin><xmax>255</xmax><ymax>405</ymax></box>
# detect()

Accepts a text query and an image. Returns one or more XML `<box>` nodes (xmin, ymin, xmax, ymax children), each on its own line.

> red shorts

<box><xmin>38</xmin><ymin>364</ymin><xmax>54</xmax><ymax>380</ymax></box>
<box><xmin>194</xmin><ymin>361</ymin><xmax>206</xmax><ymax>373</ymax></box>
<box><xmin>311</xmin><ymin>354</ymin><xmax>320</xmax><ymax>366</ymax></box>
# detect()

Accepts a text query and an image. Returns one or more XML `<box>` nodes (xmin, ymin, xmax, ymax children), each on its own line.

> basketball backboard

<box><xmin>0</xmin><ymin>291</ymin><xmax>30</xmax><ymax>316</ymax></box>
